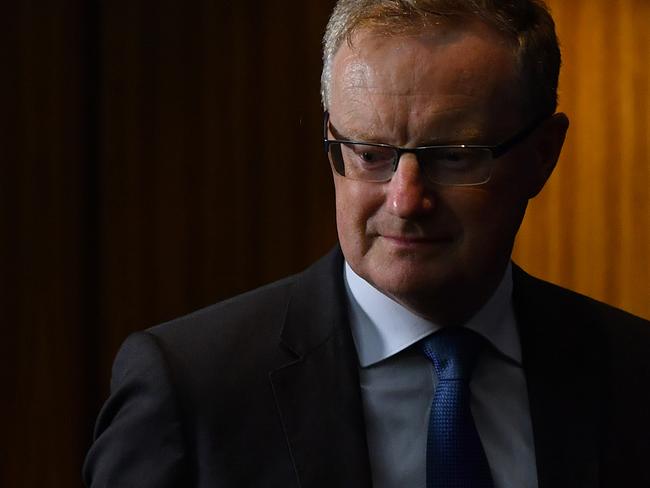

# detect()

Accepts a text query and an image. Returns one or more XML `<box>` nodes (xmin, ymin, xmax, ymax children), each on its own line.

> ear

<box><xmin>525</xmin><ymin>112</ymin><xmax>569</xmax><ymax>198</ymax></box>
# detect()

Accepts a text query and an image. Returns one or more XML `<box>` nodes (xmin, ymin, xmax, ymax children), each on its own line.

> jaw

<box><xmin>343</xmin><ymin>218</ymin><xmax>519</xmax><ymax>325</ymax></box>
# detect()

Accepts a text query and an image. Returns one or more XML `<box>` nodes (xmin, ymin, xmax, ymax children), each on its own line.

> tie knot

<box><xmin>421</xmin><ymin>327</ymin><xmax>486</xmax><ymax>381</ymax></box>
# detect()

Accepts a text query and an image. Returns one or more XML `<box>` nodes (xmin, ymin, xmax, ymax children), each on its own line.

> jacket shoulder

<box><xmin>513</xmin><ymin>265</ymin><xmax>649</xmax><ymax>331</ymax></box>
<box><xmin>146</xmin><ymin>247</ymin><xmax>345</xmax><ymax>362</ymax></box>
<box><xmin>513</xmin><ymin>265</ymin><xmax>650</xmax><ymax>380</ymax></box>
<box><xmin>151</xmin><ymin>274</ymin><xmax>296</xmax><ymax>342</ymax></box>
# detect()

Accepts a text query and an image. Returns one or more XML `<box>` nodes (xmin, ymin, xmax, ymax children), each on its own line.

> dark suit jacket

<box><xmin>83</xmin><ymin>247</ymin><xmax>650</xmax><ymax>487</ymax></box>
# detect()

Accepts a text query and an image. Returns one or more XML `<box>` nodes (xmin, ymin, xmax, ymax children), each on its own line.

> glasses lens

<box><xmin>418</xmin><ymin>147</ymin><xmax>493</xmax><ymax>185</ymax></box>
<box><xmin>328</xmin><ymin>142</ymin><xmax>396</xmax><ymax>182</ymax></box>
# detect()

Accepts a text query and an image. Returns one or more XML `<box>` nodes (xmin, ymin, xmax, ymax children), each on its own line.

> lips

<box><xmin>380</xmin><ymin>234</ymin><xmax>452</xmax><ymax>246</ymax></box>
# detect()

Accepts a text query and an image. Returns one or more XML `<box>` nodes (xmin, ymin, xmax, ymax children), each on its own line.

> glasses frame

<box><xmin>322</xmin><ymin>111</ymin><xmax>546</xmax><ymax>186</ymax></box>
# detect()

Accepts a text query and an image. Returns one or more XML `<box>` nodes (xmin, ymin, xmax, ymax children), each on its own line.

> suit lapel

<box><xmin>513</xmin><ymin>266</ymin><xmax>600</xmax><ymax>488</ymax></box>
<box><xmin>270</xmin><ymin>255</ymin><xmax>601</xmax><ymax>487</ymax></box>
<box><xmin>269</xmin><ymin>248</ymin><xmax>373</xmax><ymax>488</ymax></box>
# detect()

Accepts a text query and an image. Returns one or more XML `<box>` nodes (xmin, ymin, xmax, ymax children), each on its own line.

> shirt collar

<box><xmin>344</xmin><ymin>262</ymin><xmax>521</xmax><ymax>368</ymax></box>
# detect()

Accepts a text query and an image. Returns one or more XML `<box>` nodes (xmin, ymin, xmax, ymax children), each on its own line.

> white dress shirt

<box><xmin>344</xmin><ymin>262</ymin><xmax>538</xmax><ymax>488</ymax></box>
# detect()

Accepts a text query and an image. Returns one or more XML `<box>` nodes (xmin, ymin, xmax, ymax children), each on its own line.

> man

<box><xmin>84</xmin><ymin>1</ymin><xmax>650</xmax><ymax>487</ymax></box>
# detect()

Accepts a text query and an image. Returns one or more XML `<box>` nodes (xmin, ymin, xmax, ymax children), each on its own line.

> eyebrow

<box><xmin>328</xmin><ymin>121</ymin><xmax>380</xmax><ymax>143</ymax></box>
<box><xmin>329</xmin><ymin>120</ymin><xmax>486</xmax><ymax>146</ymax></box>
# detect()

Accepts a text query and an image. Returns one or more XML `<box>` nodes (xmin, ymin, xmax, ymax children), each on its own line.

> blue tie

<box><xmin>422</xmin><ymin>327</ymin><xmax>494</xmax><ymax>488</ymax></box>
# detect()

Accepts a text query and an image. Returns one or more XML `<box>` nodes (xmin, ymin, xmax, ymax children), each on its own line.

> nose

<box><xmin>386</xmin><ymin>154</ymin><xmax>435</xmax><ymax>218</ymax></box>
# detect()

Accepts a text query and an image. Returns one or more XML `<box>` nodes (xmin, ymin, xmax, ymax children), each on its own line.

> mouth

<box><xmin>380</xmin><ymin>234</ymin><xmax>452</xmax><ymax>248</ymax></box>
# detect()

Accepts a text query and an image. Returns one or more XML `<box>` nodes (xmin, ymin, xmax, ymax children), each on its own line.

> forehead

<box><xmin>328</xmin><ymin>22</ymin><xmax>523</xmax><ymax>140</ymax></box>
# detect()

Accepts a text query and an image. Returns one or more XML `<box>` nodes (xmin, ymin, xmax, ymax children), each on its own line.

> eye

<box><xmin>436</xmin><ymin>148</ymin><xmax>481</xmax><ymax>168</ymax></box>
<box><xmin>360</xmin><ymin>151</ymin><xmax>380</xmax><ymax>162</ymax></box>
<box><xmin>346</xmin><ymin>144</ymin><xmax>394</xmax><ymax>166</ymax></box>
<box><xmin>445</xmin><ymin>151</ymin><xmax>463</xmax><ymax>161</ymax></box>
<box><xmin>440</xmin><ymin>149</ymin><xmax>467</xmax><ymax>162</ymax></box>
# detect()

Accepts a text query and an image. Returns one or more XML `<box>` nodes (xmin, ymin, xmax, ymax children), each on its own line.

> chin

<box><xmin>362</xmin><ymin>256</ymin><xmax>460</xmax><ymax>302</ymax></box>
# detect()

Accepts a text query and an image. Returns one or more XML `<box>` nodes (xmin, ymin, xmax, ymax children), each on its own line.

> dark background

<box><xmin>3</xmin><ymin>1</ymin><xmax>649</xmax><ymax>486</ymax></box>
<box><xmin>2</xmin><ymin>2</ymin><xmax>337</xmax><ymax>486</ymax></box>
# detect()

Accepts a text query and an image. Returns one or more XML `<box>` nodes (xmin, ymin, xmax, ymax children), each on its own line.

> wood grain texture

<box><xmin>1</xmin><ymin>2</ymin><xmax>90</xmax><ymax>486</ymax></box>
<box><xmin>95</xmin><ymin>1</ymin><xmax>338</xmax><ymax>373</ymax></box>
<box><xmin>3</xmin><ymin>2</ymin><xmax>337</xmax><ymax>486</ymax></box>
<box><xmin>3</xmin><ymin>1</ymin><xmax>647</xmax><ymax>487</ymax></box>
<box><xmin>513</xmin><ymin>0</ymin><xmax>650</xmax><ymax>319</ymax></box>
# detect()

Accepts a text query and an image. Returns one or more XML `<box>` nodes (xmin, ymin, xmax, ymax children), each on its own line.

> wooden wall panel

<box><xmin>95</xmin><ymin>1</ymin><xmax>338</xmax><ymax>378</ymax></box>
<box><xmin>1</xmin><ymin>2</ymin><xmax>92</xmax><ymax>486</ymax></box>
<box><xmin>514</xmin><ymin>0</ymin><xmax>650</xmax><ymax>319</ymax></box>
<box><xmin>4</xmin><ymin>1</ymin><xmax>647</xmax><ymax>487</ymax></box>
<box><xmin>4</xmin><ymin>2</ymin><xmax>338</xmax><ymax>486</ymax></box>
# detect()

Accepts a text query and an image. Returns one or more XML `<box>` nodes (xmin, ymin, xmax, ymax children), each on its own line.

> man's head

<box><xmin>322</xmin><ymin>0</ymin><xmax>561</xmax><ymax>119</ymax></box>
<box><xmin>322</xmin><ymin>0</ymin><xmax>569</xmax><ymax>324</ymax></box>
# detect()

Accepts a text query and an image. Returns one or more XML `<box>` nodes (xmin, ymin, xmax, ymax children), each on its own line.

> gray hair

<box><xmin>321</xmin><ymin>0</ymin><xmax>561</xmax><ymax>118</ymax></box>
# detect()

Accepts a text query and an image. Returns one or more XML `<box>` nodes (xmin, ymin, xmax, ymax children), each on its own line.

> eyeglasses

<box><xmin>323</xmin><ymin>111</ymin><xmax>544</xmax><ymax>186</ymax></box>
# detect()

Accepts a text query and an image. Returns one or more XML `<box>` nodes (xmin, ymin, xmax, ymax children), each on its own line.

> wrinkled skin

<box><xmin>328</xmin><ymin>22</ymin><xmax>568</xmax><ymax>325</ymax></box>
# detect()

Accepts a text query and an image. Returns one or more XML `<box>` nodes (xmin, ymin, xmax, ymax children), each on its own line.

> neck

<box><xmin>387</xmin><ymin>262</ymin><xmax>511</xmax><ymax>327</ymax></box>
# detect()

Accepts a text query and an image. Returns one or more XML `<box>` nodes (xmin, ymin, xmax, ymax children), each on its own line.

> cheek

<box><xmin>443</xmin><ymin>186</ymin><xmax>490</xmax><ymax>221</ymax></box>
<box><xmin>446</xmin><ymin>186</ymin><xmax>527</xmax><ymax>240</ymax></box>
<box><xmin>333</xmin><ymin>176</ymin><xmax>383</xmax><ymax>245</ymax></box>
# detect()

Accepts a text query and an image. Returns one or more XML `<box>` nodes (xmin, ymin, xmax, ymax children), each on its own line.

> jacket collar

<box><xmin>513</xmin><ymin>265</ymin><xmax>601</xmax><ymax>488</ymax></box>
<box><xmin>270</xmin><ymin>254</ymin><xmax>601</xmax><ymax>487</ymax></box>
<box><xmin>269</xmin><ymin>247</ymin><xmax>373</xmax><ymax>487</ymax></box>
